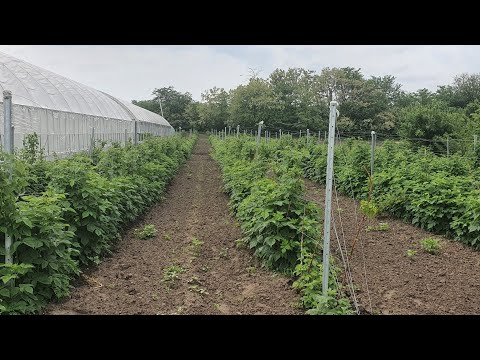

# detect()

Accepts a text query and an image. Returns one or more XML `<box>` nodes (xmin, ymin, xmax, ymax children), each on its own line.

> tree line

<box><xmin>132</xmin><ymin>67</ymin><xmax>480</xmax><ymax>150</ymax></box>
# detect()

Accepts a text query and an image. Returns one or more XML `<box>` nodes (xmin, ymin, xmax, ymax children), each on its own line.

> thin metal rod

<box><xmin>371</xmin><ymin>131</ymin><xmax>376</xmax><ymax>176</ymax></box>
<box><xmin>322</xmin><ymin>101</ymin><xmax>338</xmax><ymax>296</ymax></box>
<box><xmin>3</xmin><ymin>90</ymin><xmax>13</xmax><ymax>265</ymax></box>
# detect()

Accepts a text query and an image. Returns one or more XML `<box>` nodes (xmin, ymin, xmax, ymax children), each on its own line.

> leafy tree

<box><xmin>228</xmin><ymin>78</ymin><xmax>280</xmax><ymax>130</ymax></box>
<box><xmin>133</xmin><ymin>86</ymin><xmax>196</xmax><ymax>130</ymax></box>
<box><xmin>437</xmin><ymin>73</ymin><xmax>480</xmax><ymax>108</ymax></box>
<box><xmin>397</xmin><ymin>100</ymin><xmax>466</xmax><ymax>152</ymax></box>
<box><xmin>198</xmin><ymin>87</ymin><xmax>230</xmax><ymax>130</ymax></box>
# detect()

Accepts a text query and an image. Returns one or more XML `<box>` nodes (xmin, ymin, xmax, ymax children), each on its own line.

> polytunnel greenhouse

<box><xmin>0</xmin><ymin>51</ymin><xmax>174</xmax><ymax>157</ymax></box>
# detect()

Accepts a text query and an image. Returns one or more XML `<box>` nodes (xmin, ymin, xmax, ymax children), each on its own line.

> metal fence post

<box><xmin>3</xmin><ymin>90</ymin><xmax>13</xmax><ymax>265</ymax></box>
<box><xmin>256</xmin><ymin>121</ymin><xmax>263</xmax><ymax>148</ymax></box>
<box><xmin>134</xmin><ymin>121</ymin><xmax>138</xmax><ymax>146</ymax></box>
<box><xmin>318</xmin><ymin>130</ymin><xmax>321</xmax><ymax>143</ymax></box>
<box><xmin>89</xmin><ymin>127</ymin><xmax>95</xmax><ymax>157</ymax></box>
<box><xmin>371</xmin><ymin>130</ymin><xmax>376</xmax><ymax>176</ymax></box>
<box><xmin>279</xmin><ymin>129</ymin><xmax>282</xmax><ymax>139</ymax></box>
<box><xmin>306</xmin><ymin>129</ymin><xmax>310</xmax><ymax>144</ymax></box>
<box><xmin>237</xmin><ymin>125</ymin><xmax>240</xmax><ymax>138</ymax></box>
<box><xmin>322</xmin><ymin>101</ymin><xmax>338</xmax><ymax>296</ymax></box>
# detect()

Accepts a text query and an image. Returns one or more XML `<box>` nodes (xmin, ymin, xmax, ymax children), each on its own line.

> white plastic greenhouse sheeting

<box><xmin>0</xmin><ymin>51</ymin><xmax>174</xmax><ymax>156</ymax></box>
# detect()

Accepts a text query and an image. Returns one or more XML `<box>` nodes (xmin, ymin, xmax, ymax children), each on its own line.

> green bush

<box><xmin>0</xmin><ymin>134</ymin><xmax>197</xmax><ymax>314</ymax></box>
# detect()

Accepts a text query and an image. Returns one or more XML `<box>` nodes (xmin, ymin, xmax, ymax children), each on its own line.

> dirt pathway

<box><xmin>305</xmin><ymin>179</ymin><xmax>480</xmax><ymax>315</ymax></box>
<box><xmin>45</xmin><ymin>135</ymin><xmax>301</xmax><ymax>315</ymax></box>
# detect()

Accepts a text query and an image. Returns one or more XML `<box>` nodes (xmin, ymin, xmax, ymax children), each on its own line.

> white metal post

<box><xmin>134</xmin><ymin>121</ymin><xmax>138</xmax><ymax>146</ymax></box>
<box><xmin>89</xmin><ymin>127</ymin><xmax>95</xmax><ymax>157</ymax></box>
<box><xmin>307</xmin><ymin>129</ymin><xmax>310</xmax><ymax>144</ymax></box>
<box><xmin>3</xmin><ymin>90</ymin><xmax>13</xmax><ymax>265</ymax></box>
<box><xmin>237</xmin><ymin>125</ymin><xmax>240</xmax><ymax>138</ymax></box>
<box><xmin>158</xmin><ymin>97</ymin><xmax>164</xmax><ymax>117</ymax></box>
<box><xmin>279</xmin><ymin>129</ymin><xmax>282</xmax><ymax>139</ymax></box>
<box><xmin>256</xmin><ymin>121</ymin><xmax>263</xmax><ymax>147</ymax></box>
<box><xmin>322</xmin><ymin>101</ymin><xmax>338</xmax><ymax>296</ymax></box>
<box><xmin>371</xmin><ymin>131</ymin><xmax>376</xmax><ymax>177</ymax></box>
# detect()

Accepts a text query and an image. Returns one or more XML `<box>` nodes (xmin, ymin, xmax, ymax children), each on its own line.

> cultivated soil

<box><xmin>45</xmin><ymin>135</ymin><xmax>302</xmax><ymax>315</ymax></box>
<box><xmin>305</xmin><ymin>179</ymin><xmax>480</xmax><ymax>315</ymax></box>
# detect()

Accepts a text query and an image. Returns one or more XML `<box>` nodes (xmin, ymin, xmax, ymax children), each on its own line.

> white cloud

<box><xmin>1</xmin><ymin>45</ymin><xmax>479</xmax><ymax>101</ymax></box>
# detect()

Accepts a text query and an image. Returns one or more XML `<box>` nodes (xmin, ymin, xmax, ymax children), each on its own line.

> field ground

<box><xmin>45</xmin><ymin>135</ymin><xmax>301</xmax><ymax>315</ymax></box>
<box><xmin>305</xmin><ymin>180</ymin><xmax>480</xmax><ymax>315</ymax></box>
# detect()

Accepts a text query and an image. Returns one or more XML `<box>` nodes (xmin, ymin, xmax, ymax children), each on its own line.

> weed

<box><xmin>378</xmin><ymin>222</ymin><xmax>390</xmax><ymax>231</ymax></box>
<box><xmin>190</xmin><ymin>237</ymin><xmax>204</xmax><ymax>256</ymax></box>
<box><xmin>421</xmin><ymin>237</ymin><xmax>441</xmax><ymax>254</ymax></box>
<box><xmin>360</xmin><ymin>200</ymin><xmax>378</xmax><ymax>219</ymax></box>
<box><xmin>134</xmin><ymin>224</ymin><xmax>157</xmax><ymax>240</ymax></box>
<box><xmin>189</xmin><ymin>285</ymin><xmax>209</xmax><ymax>295</ymax></box>
<box><xmin>406</xmin><ymin>249</ymin><xmax>417</xmax><ymax>258</ymax></box>
<box><xmin>366</xmin><ymin>222</ymin><xmax>390</xmax><ymax>232</ymax></box>
<box><xmin>219</xmin><ymin>247</ymin><xmax>229</xmax><ymax>259</ymax></box>
<box><xmin>246</xmin><ymin>266</ymin><xmax>256</xmax><ymax>275</ymax></box>
<box><xmin>235</xmin><ymin>238</ymin><xmax>247</xmax><ymax>249</ymax></box>
<box><xmin>163</xmin><ymin>233</ymin><xmax>171</xmax><ymax>241</ymax></box>
<box><xmin>162</xmin><ymin>265</ymin><xmax>184</xmax><ymax>286</ymax></box>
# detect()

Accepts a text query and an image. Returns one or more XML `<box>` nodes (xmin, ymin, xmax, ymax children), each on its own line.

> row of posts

<box><xmin>212</xmin><ymin>126</ymin><xmax>335</xmax><ymax>144</ymax></box>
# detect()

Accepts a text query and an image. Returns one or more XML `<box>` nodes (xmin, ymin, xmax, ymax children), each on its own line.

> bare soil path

<box><xmin>305</xmin><ymin>179</ymin><xmax>480</xmax><ymax>315</ymax></box>
<box><xmin>45</xmin><ymin>135</ymin><xmax>301</xmax><ymax>315</ymax></box>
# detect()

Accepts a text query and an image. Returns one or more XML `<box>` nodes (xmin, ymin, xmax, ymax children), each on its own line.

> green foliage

<box><xmin>0</xmin><ymin>263</ymin><xmax>37</xmax><ymax>314</ymax></box>
<box><xmin>420</xmin><ymin>238</ymin><xmax>441</xmax><ymax>254</ymax></box>
<box><xmin>366</xmin><ymin>222</ymin><xmax>389</xmax><ymax>232</ymax></box>
<box><xmin>377</xmin><ymin>222</ymin><xmax>390</xmax><ymax>231</ymax></box>
<box><xmin>162</xmin><ymin>265</ymin><xmax>184</xmax><ymax>287</ymax></box>
<box><xmin>190</xmin><ymin>237</ymin><xmax>204</xmax><ymax>256</ymax></box>
<box><xmin>406</xmin><ymin>249</ymin><xmax>417</xmax><ymax>258</ymax></box>
<box><xmin>211</xmin><ymin>136</ymin><xmax>351</xmax><ymax>315</ymax></box>
<box><xmin>0</xmin><ymin>134</ymin><xmax>197</xmax><ymax>314</ymax></box>
<box><xmin>20</xmin><ymin>133</ymin><xmax>45</xmax><ymax>165</ymax></box>
<box><xmin>134</xmin><ymin>86</ymin><xmax>197</xmax><ymax>130</ymax></box>
<box><xmin>134</xmin><ymin>224</ymin><xmax>158</xmax><ymax>240</ymax></box>
<box><xmin>1</xmin><ymin>191</ymin><xmax>79</xmax><ymax>314</ymax></box>
<box><xmin>293</xmin><ymin>253</ymin><xmax>353</xmax><ymax>315</ymax></box>
<box><xmin>360</xmin><ymin>200</ymin><xmax>378</xmax><ymax>219</ymax></box>
<box><xmin>397</xmin><ymin>100</ymin><xmax>465</xmax><ymax>152</ymax></box>
<box><xmin>237</xmin><ymin>175</ymin><xmax>321</xmax><ymax>273</ymax></box>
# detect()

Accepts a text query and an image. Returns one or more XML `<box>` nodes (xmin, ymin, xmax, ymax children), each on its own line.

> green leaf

<box><xmin>1</xmin><ymin>274</ymin><xmax>17</xmax><ymax>284</ymax></box>
<box><xmin>22</xmin><ymin>238</ymin><xmax>43</xmax><ymax>249</ymax></box>
<box><xmin>0</xmin><ymin>288</ymin><xmax>10</xmax><ymax>297</ymax></box>
<box><xmin>19</xmin><ymin>284</ymin><xmax>34</xmax><ymax>294</ymax></box>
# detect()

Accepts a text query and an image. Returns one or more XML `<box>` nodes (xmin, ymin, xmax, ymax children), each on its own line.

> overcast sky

<box><xmin>0</xmin><ymin>45</ymin><xmax>478</xmax><ymax>102</ymax></box>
